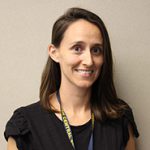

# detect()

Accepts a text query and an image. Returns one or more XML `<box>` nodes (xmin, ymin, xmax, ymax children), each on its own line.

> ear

<box><xmin>48</xmin><ymin>44</ymin><xmax>59</xmax><ymax>63</ymax></box>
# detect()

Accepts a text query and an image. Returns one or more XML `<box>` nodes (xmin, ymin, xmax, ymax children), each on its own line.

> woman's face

<box><xmin>54</xmin><ymin>19</ymin><xmax>103</xmax><ymax>89</ymax></box>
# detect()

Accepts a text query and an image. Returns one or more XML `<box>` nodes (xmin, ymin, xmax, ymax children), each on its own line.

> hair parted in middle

<box><xmin>40</xmin><ymin>7</ymin><xmax>127</xmax><ymax>121</ymax></box>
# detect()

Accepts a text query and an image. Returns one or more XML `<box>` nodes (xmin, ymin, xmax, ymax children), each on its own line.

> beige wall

<box><xmin>1</xmin><ymin>0</ymin><xmax>149</xmax><ymax>149</ymax></box>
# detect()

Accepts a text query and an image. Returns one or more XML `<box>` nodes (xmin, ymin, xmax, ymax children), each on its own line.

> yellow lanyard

<box><xmin>56</xmin><ymin>91</ymin><xmax>94</xmax><ymax>150</ymax></box>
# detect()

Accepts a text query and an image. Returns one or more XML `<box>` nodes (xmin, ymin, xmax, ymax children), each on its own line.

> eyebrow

<box><xmin>70</xmin><ymin>41</ymin><xmax>103</xmax><ymax>47</ymax></box>
<box><xmin>70</xmin><ymin>41</ymin><xmax>85</xmax><ymax>45</ymax></box>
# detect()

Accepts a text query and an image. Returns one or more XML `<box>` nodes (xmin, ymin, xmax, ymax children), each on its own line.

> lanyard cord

<box><xmin>56</xmin><ymin>91</ymin><xmax>94</xmax><ymax>150</ymax></box>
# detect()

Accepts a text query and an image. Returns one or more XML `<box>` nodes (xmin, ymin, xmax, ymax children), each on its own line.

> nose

<box><xmin>82</xmin><ymin>50</ymin><xmax>93</xmax><ymax>66</ymax></box>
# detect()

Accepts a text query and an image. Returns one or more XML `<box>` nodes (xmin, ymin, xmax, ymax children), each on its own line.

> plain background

<box><xmin>0</xmin><ymin>0</ymin><xmax>150</xmax><ymax>149</ymax></box>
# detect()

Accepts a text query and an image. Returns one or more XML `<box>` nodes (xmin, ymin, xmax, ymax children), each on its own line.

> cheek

<box><xmin>60</xmin><ymin>55</ymin><xmax>80</xmax><ymax>67</ymax></box>
<box><xmin>95</xmin><ymin>57</ymin><xmax>104</xmax><ymax>69</ymax></box>
<box><xmin>68</xmin><ymin>57</ymin><xmax>80</xmax><ymax>65</ymax></box>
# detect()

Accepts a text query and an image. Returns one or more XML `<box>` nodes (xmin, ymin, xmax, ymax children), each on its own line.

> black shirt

<box><xmin>4</xmin><ymin>101</ymin><xmax>139</xmax><ymax>150</ymax></box>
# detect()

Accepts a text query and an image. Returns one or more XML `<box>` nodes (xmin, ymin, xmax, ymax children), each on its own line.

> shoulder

<box><xmin>4</xmin><ymin>101</ymin><xmax>48</xmax><ymax>140</ymax></box>
<box><xmin>14</xmin><ymin>101</ymin><xmax>48</xmax><ymax>117</ymax></box>
<box><xmin>117</xmin><ymin>99</ymin><xmax>139</xmax><ymax>146</ymax></box>
<box><xmin>6</xmin><ymin>101</ymin><xmax>39</xmax><ymax>123</ymax></box>
<box><xmin>4</xmin><ymin>101</ymin><xmax>69</xmax><ymax>149</ymax></box>
<box><xmin>13</xmin><ymin>101</ymin><xmax>52</xmax><ymax>127</ymax></box>
<box><xmin>95</xmin><ymin>99</ymin><xmax>139</xmax><ymax>147</ymax></box>
<box><xmin>117</xmin><ymin>99</ymin><xmax>138</xmax><ymax>130</ymax></box>
<box><xmin>19</xmin><ymin>100</ymin><xmax>42</xmax><ymax>112</ymax></box>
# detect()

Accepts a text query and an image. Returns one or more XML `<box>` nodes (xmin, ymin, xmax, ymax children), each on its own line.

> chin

<box><xmin>75</xmin><ymin>81</ymin><xmax>94</xmax><ymax>89</ymax></box>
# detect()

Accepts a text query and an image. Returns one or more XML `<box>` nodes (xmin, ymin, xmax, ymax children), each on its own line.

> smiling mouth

<box><xmin>75</xmin><ymin>69</ymin><xmax>95</xmax><ymax>74</ymax></box>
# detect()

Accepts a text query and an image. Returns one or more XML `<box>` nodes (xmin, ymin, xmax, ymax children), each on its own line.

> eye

<box><xmin>74</xmin><ymin>46</ymin><xmax>82</xmax><ymax>52</ymax></box>
<box><xmin>72</xmin><ymin>45</ymin><xmax>83</xmax><ymax>54</ymax></box>
<box><xmin>91</xmin><ymin>46</ymin><xmax>103</xmax><ymax>55</ymax></box>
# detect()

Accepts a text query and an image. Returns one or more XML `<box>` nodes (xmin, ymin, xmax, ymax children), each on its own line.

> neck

<box><xmin>58</xmin><ymin>85</ymin><xmax>91</xmax><ymax>114</ymax></box>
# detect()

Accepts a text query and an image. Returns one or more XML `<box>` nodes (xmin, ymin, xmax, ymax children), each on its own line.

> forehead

<box><xmin>61</xmin><ymin>19</ymin><xmax>103</xmax><ymax>45</ymax></box>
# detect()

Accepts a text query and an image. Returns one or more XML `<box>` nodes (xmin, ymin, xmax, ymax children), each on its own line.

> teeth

<box><xmin>76</xmin><ymin>69</ymin><xmax>94</xmax><ymax>74</ymax></box>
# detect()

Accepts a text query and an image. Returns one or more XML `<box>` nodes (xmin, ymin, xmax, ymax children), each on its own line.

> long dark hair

<box><xmin>40</xmin><ymin>7</ymin><xmax>127</xmax><ymax>121</ymax></box>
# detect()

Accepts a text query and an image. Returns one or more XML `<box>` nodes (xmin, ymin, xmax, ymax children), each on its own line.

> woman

<box><xmin>5</xmin><ymin>7</ymin><xmax>139</xmax><ymax>150</ymax></box>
